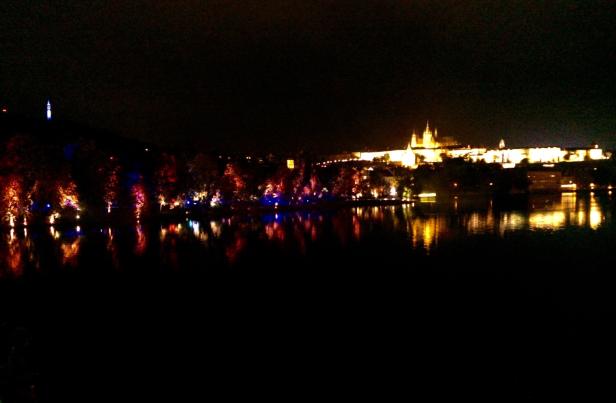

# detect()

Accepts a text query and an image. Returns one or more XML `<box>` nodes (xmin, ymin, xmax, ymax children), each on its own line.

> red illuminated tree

<box><xmin>155</xmin><ymin>153</ymin><xmax>179</xmax><ymax>206</ymax></box>
<box><xmin>221</xmin><ymin>163</ymin><xmax>246</xmax><ymax>201</ymax></box>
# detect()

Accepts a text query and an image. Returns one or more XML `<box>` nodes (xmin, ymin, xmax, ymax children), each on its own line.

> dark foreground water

<box><xmin>2</xmin><ymin>193</ymin><xmax>616</xmax><ymax>401</ymax></box>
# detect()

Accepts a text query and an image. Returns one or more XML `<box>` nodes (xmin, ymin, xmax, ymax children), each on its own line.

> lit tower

<box><xmin>498</xmin><ymin>139</ymin><xmax>506</xmax><ymax>163</ymax></box>
<box><xmin>422</xmin><ymin>121</ymin><xmax>434</xmax><ymax>148</ymax></box>
<box><xmin>410</xmin><ymin>130</ymin><xmax>418</xmax><ymax>148</ymax></box>
<box><xmin>46</xmin><ymin>99</ymin><xmax>52</xmax><ymax>120</ymax></box>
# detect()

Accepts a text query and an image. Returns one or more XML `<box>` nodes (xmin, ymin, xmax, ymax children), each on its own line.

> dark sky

<box><xmin>1</xmin><ymin>0</ymin><xmax>614</xmax><ymax>153</ymax></box>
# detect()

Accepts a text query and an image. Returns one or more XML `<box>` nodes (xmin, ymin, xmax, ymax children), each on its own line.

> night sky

<box><xmin>1</xmin><ymin>1</ymin><xmax>614</xmax><ymax>153</ymax></box>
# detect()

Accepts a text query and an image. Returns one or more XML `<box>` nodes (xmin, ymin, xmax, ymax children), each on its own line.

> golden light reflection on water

<box><xmin>499</xmin><ymin>212</ymin><xmax>526</xmax><ymax>233</ymax></box>
<box><xmin>392</xmin><ymin>194</ymin><xmax>607</xmax><ymax>252</ymax></box>
<box><xmin>561</xmin><ymin>192</ymin><xmax>576</xmax><ymax>209</ymax></box>
<box><xmin>61</xmin><ymin>237</ymin><xmax>81</xmax><ymax>266</ymax></box>
<box><xmin>404</xmin><ymin>214</ymin><xmax>442</xmax><ymax>254</ymax></box>
<box><xmin>210</xmin><ymin>221</ymin><xmax>222</xmax><ymax>238</ymax></box>
<box><xmin>5</xmin><ymin>229</ymin><xmax>22</xmax><ymax>276</ymax></box>
<box><xmin>50</xmin><ymin>226</ymin><xmax>60</xmax><ymax>240</ymax></box>
<box><xmin>528</xmin><ymin>211</ymin><xmax>566</xmax><ymax>230</ymax></box>
<box><xmin>589</xmin><ymin>194</ymin><xmax>603</xmax><ymax>230</ymax></box>
<box><xmin>464</xmin><ymin>210</ymin><xmax>496</xmax><ymax>234</ymax></box>
<box><xmin>523</xmin><ymin>193</ymin><xmax>605</xmax><ymax>231</ymax></box>
<box><xmin>1</xmin><ymin>228</ymin><xmax>40</xmax><ymax>277</ymax></box>
<box><xmin>418</xmin><ymin>217</ymin><xmax>437</xmax><ymax>252</ymax></box>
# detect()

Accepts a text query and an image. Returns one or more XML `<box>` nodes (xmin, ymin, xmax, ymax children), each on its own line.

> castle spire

<box><xmin>411</xmin><ymin>130</ymin><xmax>417</xmax><ymax>148</ymax></box>
<box><xmin>422</xmin><ymin>121</ymin><xmax>433</xmax><ymax>148</ymax></box>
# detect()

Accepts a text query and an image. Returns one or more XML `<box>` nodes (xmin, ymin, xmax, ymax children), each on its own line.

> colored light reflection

<box><xmin>225</xmin><ymin>235</ymin><xmax>246</xmax><ymax>264</ymax></box>
<box><xmin>135</xmin><ymin>225</ymin><xmax>147</xmax><ymax>255</ymax></box>
<box><xmin>0</xmin><ymin>198</ymin><xmax>609</xmax><ymax>274</ymax></box>
<box><xmin>50</xmin><ymin>226</ymin><xmax>60</xmax><ymax>240</ymax></box>
<box><xmin>4</xmin><ymin>229</ymin><xmax>23</xmax><ymax>276</ymax></box>
<box><xmin>106</xmin><ymin>228</ymin><xmax>120</xmax><ymax>270</ymax></box>
<box><xmin>561</xmin><ymin>192</ymin><xmax>576</xmax><ymax>210</ymax></box>
<box><xmin>61</xmin><ymin>238</ymin><xmax>81</xmax><ymax>266</ymax></box>
<box><xmin>589</xmin><ymin>194</ymin><xmax>602</xmax><ymax>230</ymax></box>
<box><xmin>265</xmin><ymin>221</ymin><xmax>285</xmax><ymax>241</ymax></box>
<box><xmin>210</xmin><ymin>221</ymin><xmax>222</xmax><ymax>238</ymax></box>
<box><xmin>529</xmin><ymin>211</ymin><xmax>566</xmax><ymax>230</ymax></box>
<box><xmin>409</xmin><ymin>216</ymin><xmax>442</xmax><ymax>253</ymax></box>
<box><xmin>187</xmin><ymin>220</ymin><xmax>209</xmax><ymax>243</ymax></box>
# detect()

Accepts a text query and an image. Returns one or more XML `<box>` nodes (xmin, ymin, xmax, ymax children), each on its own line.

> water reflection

<box><xmin>134</xmin><ymin>225</ymin><xmax>147</xmax><ymax>255</ymax></box>
<box><xmin>6</xmin><ymin>229</ymin><xmax>23</xmax><ymax>276</ymax></box>
<box><xmin>525</xmin><ymin>192</ymin><xmax>606</xmax><ymax>231</ymax></box>
<box><xmin>589</xmin><ymin>194</ymin><xmax>603</xmax><ymax>230</ymax></box>
<box><xmin>411</xmin><ymin>216</ymin><xmax>440</xmax><ymax>253</ymax></box>
<box><xmin>265</xmin><ymin>221</ymin><xmax>285</xmax><ymax>242</ymax></box>
<box><xmin>210</xmin><ymin>221</ymin><xmax>222</xmax><ymax>238</ymax></box>
<box><xmin>188</xmin><ymin>220</ymin><xmax>209</xmax><ymax>244</ymax></box>
<box><xmin>225</xmin><ymin>233</ymin><xmax>246</xmax><ymax>264</ymax></box>
<box><xmin>61</xmin><ymin>237</ymin><xmax>81</xmax><ymax>266</ymax></box>
<box><xmin>0</xmin><ymin>193</ymin><xmax>612</xmax><ymax>275</ymax></box>
<box><xmin>106</xmin><ymin>228</ymin><xmax>120</xmax><ymax>270</ymax></box>
<box><xmin>50</xmin><ymin>226</ymin><xmax>60</xmax><ymax>240</ymax></box>
<box><xmin>2</xmin><ymin>228</ymin><xmax>40</xmax><ymax>277</ymax></box>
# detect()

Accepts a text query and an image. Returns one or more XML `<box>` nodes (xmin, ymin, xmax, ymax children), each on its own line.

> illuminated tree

<box><xmin>0</xmin><ymin>134</ymin><xmax>63</xmax><ymax>222</ymax></box>
<box><xmin>186</xmin><ymin>152</ymin><xmax>219</xmax><ymax>202</ymax></box>
<box><xmin>47</xmin><ymin>178</ymin><xmax>82</xmax><ymax>223</ymax></box>
<box><xmin>131</xmin><ymin>181</ymin><xmax>147</xmax><ymax>221</ymax></box>
<box><xmin>332</xmin><ymin>167</ymin><xmax>362</xmax><ymax>199</ymax></box>
<box><xmin>1</xmin><ymin>176</ymin><xmax>22</xmax><ymax>226</ymax></box>
<box><xmin>57</xmin><ymin>180</ymin><xmax>80</xmax><ymax>210</ymax></box>
<box><xmin>301</xmin><ymin>172</ymin><xmax>323</xmax><ymax>200</ymax></box>
<box><xmin>155</xmin><ymin>153</ymin><xmax>179</xmax><ymax>208</ymax></box>
<box><xmin>290</xmin><ymin>161</ymin><xmax>306</xmax><ymax>199</ymax></box>
<box><xmin>69</xmin><ymin>138</ymin><xmax>123</xmax><ymax>216</ymax></box>
<box><xmin>103</xmin><ymin>160</ymin><xmax>120</xmax><ymax>213</ymax></box>
<box><xmin>220</xmin><ymin>163</ymin><xmax>246</xmax><ymax>202</ymax></box>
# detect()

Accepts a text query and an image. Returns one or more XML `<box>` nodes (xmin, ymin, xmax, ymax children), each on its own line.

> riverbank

<box><xmin>1</xmin><ymin>189</ymin><xmax>612</xmax><ymax>231</ymax></box>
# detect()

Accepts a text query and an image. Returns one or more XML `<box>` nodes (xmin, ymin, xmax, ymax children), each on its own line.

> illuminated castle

<box><xmin>350</xmin><ymin>122</ymin><xmax>447</xmax><ymax>169</ymax></box>
<box><xmin>410</xmin><ymin>122</ymin><xmax>438</xmax><ymax>149</ymax></box>
<box><xmin>320</xmin><ymin>121</ymin><xmax>609</xmax><ymax>169</ymax></box>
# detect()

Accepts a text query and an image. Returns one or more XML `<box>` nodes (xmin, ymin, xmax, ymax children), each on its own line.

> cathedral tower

<box><xmin>422</xmin><ymin>121</ymin><xmax>434</xmax><ymax>148</ymax></box>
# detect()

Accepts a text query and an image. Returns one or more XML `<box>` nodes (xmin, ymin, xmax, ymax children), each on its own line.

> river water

<box><xmin>1</xmin><ymin>192</ymin><xmax>615</xmax><ymax>401</ymax></box>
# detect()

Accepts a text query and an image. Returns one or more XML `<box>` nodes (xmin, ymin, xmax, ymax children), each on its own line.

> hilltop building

<box><xmin>320</xmin><ymin>122</ymin><xmax>609</xmax><ymax>168</ymax></box>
